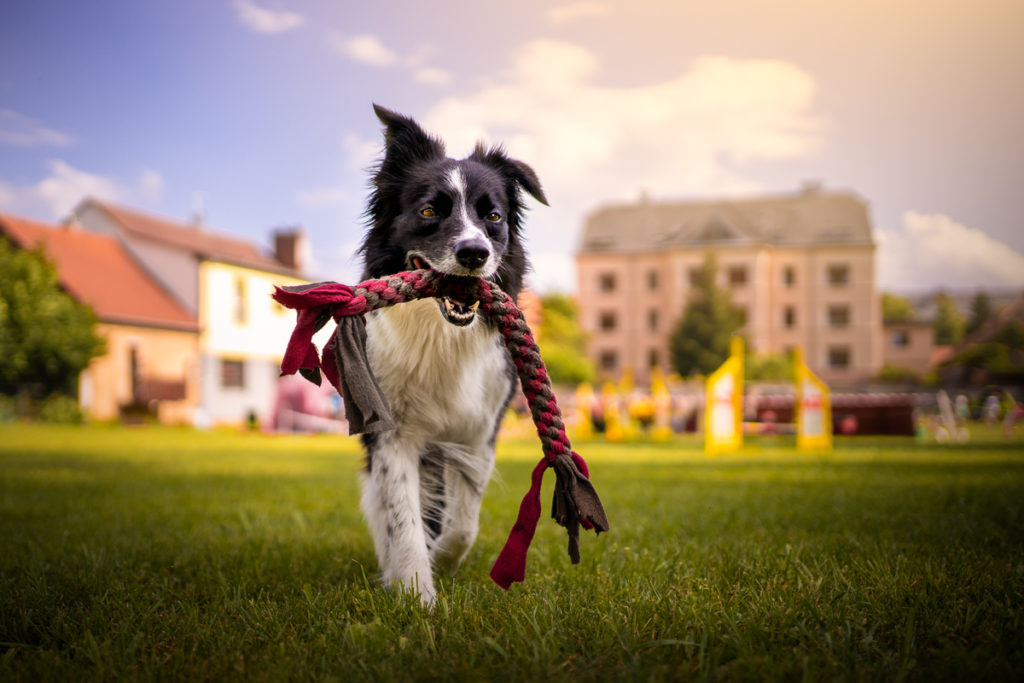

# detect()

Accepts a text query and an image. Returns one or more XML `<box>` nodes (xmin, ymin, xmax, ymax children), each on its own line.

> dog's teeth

<box><xmin>437</xmin><ymin>296</ymin><xmax>477</xmax><ymax>325</ymax></box>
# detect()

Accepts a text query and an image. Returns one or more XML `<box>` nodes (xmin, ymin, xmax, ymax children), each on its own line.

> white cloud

<box><xmin>415</xmin><ymin>66</ymin><xmax>453</xmax><ymax>86</ymax></box>
<box><xmin>233</xmin><ymin>0</ymin><xmax>304</xmax><ymax>34</ymax></box>
<box><xmin>34</xmin><ymin>161</ymin><xmax>123</xmax><ymax>217</ymax></box>
<box><xmin>878</xmin><ymin>212</ymin><xmax>1024</xmax><ymax>290</ymax></box>
<box><xmin>545</xmin><ymin>1</ymin><xmax>612</xmax><ymax>24</ymax></box>
<box><xmin>332</xmin><ymin>33</ymin><xmax>399</xmax><ymax>67</ymax></box>
<box><xmin>0</xmin><ymin>110</ymin><xmax>72</xmax><ymax>147</ymax></box>
<box><xmin>0</xmin><ymin>160</ymin><xmax>163</xmax><ymax>219</ymax></box>
<box><xmin>425</xmin><ymin>42</ymin><xmax>821</xmax><ymax>183</ymax></box>
<box><xmin>327</xmin><ymin>32</ymin><xmax>451</xmax><ymax>86</ymax></box>
<box><xmin>413</xmin><ymin>39</ymin><xmax>823</xmax><ymax>290</ymax></box>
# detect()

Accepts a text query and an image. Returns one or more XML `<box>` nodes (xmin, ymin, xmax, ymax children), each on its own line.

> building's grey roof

<box><xmin>579</xmin><ymin>187</ymin><xmax>874</xmax><ymax>253</ymax></box>
<box><xmin>76</xmin><ymin>198</ymin><xmax>302</xmax><ymax>276</ymax></box>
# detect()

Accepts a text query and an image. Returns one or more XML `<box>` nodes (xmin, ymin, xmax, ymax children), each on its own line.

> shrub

<box><xmin>37</xmin><ymin>393</ymin><xmax>84</xmax><ymax>424</ymax></box>
<box><xmin>0</xmin><ymin>394</ymin><xmax>15</xmax><ymax>423</ymax></box>
<box><xmin>877</xmin><ymin>365</ymin><xmax>921</xmax><ymax>384</ymax></box>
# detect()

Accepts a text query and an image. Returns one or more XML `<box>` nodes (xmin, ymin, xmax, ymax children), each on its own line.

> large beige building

<box><xmin>576</xmin><ymin>186</ymin><xmax>883</xmax><ymax>386</ymax></box>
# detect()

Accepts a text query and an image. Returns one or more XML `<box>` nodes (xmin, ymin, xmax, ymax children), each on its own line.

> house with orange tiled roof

<box><xmin>0</xmin><ymin>212</ymin><xmax>200</xmax><ymax>423</ymax></box>
<box><xmin>71</xmin><ymin>198</ymin><xmax>313</xmax><ymax>426</ymax></box>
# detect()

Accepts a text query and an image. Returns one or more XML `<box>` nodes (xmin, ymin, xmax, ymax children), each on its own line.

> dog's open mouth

<box><xmin>407</xmin><ymin>253</ymin><xmax>479</xmax><ymax>327</ymax></box>
<box><xmin>439</xmin><ymin>296</ymin><xmax>479</xmax><ymax>326</ymax></box>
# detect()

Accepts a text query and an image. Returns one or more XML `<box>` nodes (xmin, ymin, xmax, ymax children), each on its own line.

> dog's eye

<box><xmin>485</xmin><ymin>212</ymin><xmax>501</xmax><ymax>223</ymax></box>
<box><xmin>420</xmin><ymin>207</ymin><xmax>437</xmax><ymax>218</ymax></box>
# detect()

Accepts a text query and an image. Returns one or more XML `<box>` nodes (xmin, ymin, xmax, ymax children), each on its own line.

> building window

<box><xmin>828</xmin><ymin>346</ymin><xmax>851</xmax><ymax>370</ymax></box>
<box><xmin>648</xmin><ymin>309</ymin><xmax>658</xmax><ymax>331</ymax></box>
<box><xmin>783</xmin><ymin>306</ymin><xmax>796</xmax><ymax>329</ymax></box>
<box><xmin>828</xmin><ymin>304</ymin><xmax>851</xmax><ymax>328</ymax></box>
<box><xmin>221</xmin><ymin>359</ymin><xmax>246</xmax><ymax>388</ymax></box>
<box><xmin>598</xmin><ymin>273</ymin><xmax>616</xmax><ymax>293</ymax></box>
<box><xmin>891</xmin><ymin>330</ymin><xmax>910</xmax><ymax>348</ymax></box>
<box><xmin>649</xmin><ymin>349</ymin><xmax>660</xmax><ymax>369</ymax></box>
<box><xmin>647</xmin><ymin>270</ymin><xmax>659</xmax><ymax>290</ymax></box>
<box><xmin>599</xmin><ymin>311</ymin><xmax>617</xmax><ymax>331</ymax></box>
<box><xmin>233</xmin><ymin>276</ymin><xmax>248</xmax><ymax>325</ymax></box>
<box><xmin>827</xmin><ymin>264</ymin><xmax>850</xmax><ymax>287</ymax></box>
<box><xmin>599</xmin><ymin>350</ymin><xmax>618</xmax><ymax>372</ymax></box>
<box><xmin>688</xmin><ymin>267</ymin><xmax>702</xmax><ymax>286</ymax></box>
<box><xmin>783</xmin><ymin>266</ymin><xmax>796</xmax><ymax>288</ymax></box>
<box><xmin>727</xmin><ymin>265</ymin><xmax>747</xmax><ymax>287</ymax></box>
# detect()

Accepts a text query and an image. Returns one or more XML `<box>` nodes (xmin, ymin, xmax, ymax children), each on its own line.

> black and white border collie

<box><xmin>357</xmin><ymin>105</ymin><xmax>548</xmax><ymax>605</ymax></box>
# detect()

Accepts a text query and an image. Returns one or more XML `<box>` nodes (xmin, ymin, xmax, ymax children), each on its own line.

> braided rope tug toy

<box><xmin>272</xmin><ymin>268</ymin><xmax>609</xmax><ymax>590</ymax></box>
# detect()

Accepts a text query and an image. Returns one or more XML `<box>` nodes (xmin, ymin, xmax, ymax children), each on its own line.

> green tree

<box><xmin>538</xmin><ymin>293</ymin><xmax>594</xmax><ymax>385</ymax></box>
<box><xmin>881</xmin><ymin>292</ymin><xmax>916</xmax><ymax>323</ymax></box>
<box><xmin>0</xmin><ymin>239</ymin><xmax>105</xmax><ymax>398</ymax></box>
<box><xmin>745</xmin><ymin>352</ymin><xmax>794</xmax><ymax>382</ymax></box>
<box><xmin>966</xmin><ymin>291</ymin><xmax>993</xmax><ymax>336</ymax></box>
<box><xmin>991</xmin><ymin>319</ymin><xmax>1024</xmax><ymax>350</ymax></box>
<box><xmin>933</xmin><ymin>292</ymin><xmax>966</xmax><ymax>346</ymax></box>
<box><xmin>669</xmin><ymin>252</ymin><xmax>745</xmax><ymax>377</ymax></box>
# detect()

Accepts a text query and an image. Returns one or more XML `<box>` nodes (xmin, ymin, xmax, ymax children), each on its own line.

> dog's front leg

<box><xmin>360</xmin><ymin>435</ymin><xmax>436</xmax><ymax>606</ymax></box>
<box><xmin>431</xmin><ymin>444</ymin><xmax>495</xmax><ymax>574</ymax></box>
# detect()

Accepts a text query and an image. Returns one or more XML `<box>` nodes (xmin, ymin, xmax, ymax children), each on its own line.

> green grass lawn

<box><xmin>1</xmin><ymin>424</ymin><xmax>1023</xmax><ymax>681</ymax></box>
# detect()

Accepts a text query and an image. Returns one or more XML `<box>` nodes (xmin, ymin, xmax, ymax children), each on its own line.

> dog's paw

<box><xmin>384</xmin><ymin>571</ymin><xmax>437</xmax><ymax>608</ymax></box>
<box><xmin>431</xmin><ymin>529</ymin><xmax>475</xmax><ymax>574</ymax></box>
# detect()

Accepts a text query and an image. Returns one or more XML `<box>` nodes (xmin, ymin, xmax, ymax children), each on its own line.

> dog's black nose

<box><xmin>455</xmin><ymin>239</ymin><xmax>490</xmax><ymax>270</ymax></box>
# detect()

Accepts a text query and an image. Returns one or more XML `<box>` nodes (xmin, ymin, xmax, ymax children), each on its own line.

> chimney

<box><xmin>273</xmin><ymin>227</ymin><xmax>308</xmax><ymax>272</ymax></box>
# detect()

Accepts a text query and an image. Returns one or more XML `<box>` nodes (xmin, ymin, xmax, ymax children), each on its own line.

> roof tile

<box><xmin>0</xmin><ymin>212</ymin><xmax>198</xmax><ymax>331</ymax></box>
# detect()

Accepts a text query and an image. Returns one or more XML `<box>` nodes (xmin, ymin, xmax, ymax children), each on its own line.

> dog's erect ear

<box><xmin>508</xmin><ymin>158</ymin><xmax>548</xmax><ymax>206</ymax></box>
<box><xmin>373</xmin><ymin>104</ymin><xmax>445</xmax><ymax>163</ymax></box>
<box><xmin>472</xmin><ymin>144</ymin><xmax>549</xmax><ymax>206</ymax></box>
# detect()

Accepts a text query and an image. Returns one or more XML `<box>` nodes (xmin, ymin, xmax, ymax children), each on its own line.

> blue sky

<box><xmin>2</xmin><ymin>0</ymin><xmax>1023</xmax><ymax>293</ymax></box>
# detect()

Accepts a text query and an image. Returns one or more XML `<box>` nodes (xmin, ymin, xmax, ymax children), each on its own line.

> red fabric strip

<box><xmin>489</xmin><ymin>457</ymin><xmax>548</xmax><ymax>590</ymax></box>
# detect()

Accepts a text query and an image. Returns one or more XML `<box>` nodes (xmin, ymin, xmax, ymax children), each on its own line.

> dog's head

<box><xmin>359</xmin><ymin>105</ymin><xmax>547</xmax><ymax>323</ymax></box>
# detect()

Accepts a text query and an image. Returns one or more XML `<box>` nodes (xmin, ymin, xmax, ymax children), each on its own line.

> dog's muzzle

<box><xmin>408</xmin><ymin>252</ymin><xmax>481</xmax><ymax>327</ymax></box>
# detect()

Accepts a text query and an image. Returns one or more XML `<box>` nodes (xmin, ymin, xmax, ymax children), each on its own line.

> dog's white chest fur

<box><xmin>365</xmin><ymin>298</ymin><xmax>511</xmax><ymax>446</ymax></box>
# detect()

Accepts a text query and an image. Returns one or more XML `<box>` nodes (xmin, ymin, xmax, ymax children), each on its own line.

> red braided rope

<box><xmin>272</xmin><ymin>268</ymin><xmax>607</xmax><ymax>589</ymax></box>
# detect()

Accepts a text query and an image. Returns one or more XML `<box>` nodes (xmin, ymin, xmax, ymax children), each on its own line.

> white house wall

<box><xmin>199</xmin><ymin>262</ymin><xmax>306</xmax><ymax>357</ymax></box>
<box><xmin>197</xmin><ymin>354</ymin><xmax>280</xmax><ymax>425</ymax></box>
<box><xmin>197</xmin><ymin>261</ymin><xmax>329</xmax><ymax>425</ymax></box>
